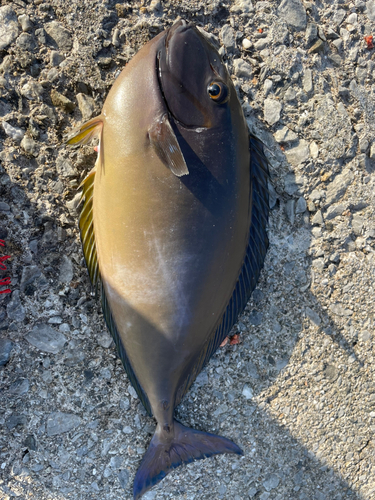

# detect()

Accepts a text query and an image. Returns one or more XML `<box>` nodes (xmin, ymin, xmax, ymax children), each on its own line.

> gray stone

<box><xmin>284</xmin><ymin>173</ymin><xmax>305</xmax><ymax>195</ymax></box>
<box><xmin>352</xmin><ymin>216</ymin><xmax>364</xmax><ymax>236</ymax></box>
<box><xmin>20</xmin><ymin>81</ymin><xmax>44</xmax><ymax>101</ymax></box>
<box><xmin>329</xmin><ymin>303</ymin><xmax>352</xmax><ymax>317</ymax></box>
<box><xmin>359</xmin><ymin>330</ymin><xmax>371</xmax><ymax>341</ymax></box>
<box><xmin>195</xmin><ymin>371</ymin><xmax>209</xmax><ymax>386</ymax></box>
<box><xmin>16</xmin><ymin>33</ymin><xmax>36</xmax><ymax>51</ymax></box>
<box><xmin>0</xmin><ymin>338</ymin><xmax>13</xmax><ymax>366</ymax></box>
<box><xmin>249</xmin><ymin>310</ymin><xmax>263</xmax><ymax>325</ymax></box>
<box><xmin>7</xmin><ymin>291</ymin><xmax>25</xmax><ymax>322</ymax></box>
<box><xmin>278</xmin><ymin>0</ymin><xmax>307</xmax><ymax>31</ymax></box>
<box><xmin>332</xmin><ymin>39</ymin><xmax>343</xmax><ymax>51</ymax></box>
<box><xmin>325</xmin><ymin>203</ymin><xmax>346</xmax><ymax>220</ymax></box>
<box><xmin>219</xmin><ymin>25</ymin><xmax>236</xmax><ymax>51</ymax></box>
<box><xmin>284</xmin><ymin>87</ymin><xmax>296</xmax><ymax>102</ymax></box>
<box><xmin>274</xmin><ymin>126</ymin><xmax>298</xmax><ymax>144</ymax></box>
<box><xmin>285</xmin><ymin>140</ymin><xmax>309</xmax><ymax>166</ymax></box>
<box><xmin>66</xmin><ymin>192</ymin><xmax>81</xmax><ymax>213</ymax></box>
<box><xmin>264</xmin><ymin>98</ymin><xmax>282</xmax><ymax>125</ymax></box>
<box><xmin>0</xmin><ymin>6</ymin><xmax>18</xmax><ymax>50</ymax></box>
<box><xmin>45</xmin><ymin>21</ymin><xmax>73</xmax><ymax>51</ymax></box>
<box><xmin>0</xmin><ymin>202</ymin><xmax>10</xmax><ymax>211</ymax></box>
<box><xmin>263</xmin><ymin>79</ymin><xmax>272</xmax><ymax>96</ymax></box>
<box><xmin>233</xmin><ymin>59</ymin><xmax>253</xmax><ymax>79</ymax></box>
<box><xmin>254</xmin><ymin>38</ymin><xmax>269</xmax><ymax>51</ymax></box>
<box><xmin>296</xmin><ymin>196</ymin><xmax>307</xmax><ymax>214</ymax></box>
<box><xmin>56</xmin><ymin>155</ymin><xmax>76</xmax><ymax>177</ymax></box>
<box><xmin>369</xmin><ymin>143</ymin><xmax>375</xmax><ymax>160</ymax></box>
<box><xmin>2</xmin><ymin>121</ymin><xmax>24</xmax><ymax>142</ymax></box>
<box><xmin>325</xmin><ymin>169</ymin><xmax>353</xmax><ymax>204</ymax></box>
<box><xmin>263</xmin><ymin>473</ymin><xmax>280</xmax><ymax>491</ymax></box>
<box><xmin>365</xmin><ymin>0</ymin><xmax>375</xmax><ymax>21</ymax></box>
<box><xmin>268</xmin><ymin>182</ymin><xmax>277</xmax><ymax>209</ymax></box>
<box><xmin>306</xmin><ymin>307</ymin><xmax>321</xmax><ymax>326</ymax></box>
<box><xmin>9</xmin><ymin>378</ymin><xmax>29</xmax><ymax>396</ymax></box>
<box><xmin>26</xmin><ymin>324</ymin><xmax>67</xmax><ymax>354</ymax></box>
<box><xmin>305</xmin><ymin>23</ymin><xmax>318</xmax><ymax>45</ymax></box>
<box><xmin>332</xmin><ymin>9</ymin><xmax>346</xmax><ymax>25</ymax></box>
<box><xmin>247</xmin><ymin>360</ymin><xmax>259</xmax><ymax>379</ymax></box>
<box><xmin>328</xmin><ymin>53</ymin><xmax>343</xmax><ymax>67</ymax></box>
<box><xmin>18</xmin><ymin>14</ymin><xmax>33</xmax><ymax>32</ymax></box>
<box><xmin>97</xmin><ymin>332</ymin><xmax>113</xmax><ymax>348</ymax></box>
<box><xmin>312</xmin><ymin>210</ymin><xmax>324</xmax><ymax>225</ymax></box>
<box><xmin>21</xmin><ymin>136</ymin><xmax>37</xmax><ymax>156</ymax></box>
<box><xmin>6</xmin><ymin>413</ymin><xmax>27</xmax><ymax>430</ymax></box>
<box><xmin>0</xmin><ymin>100</ymin><xmax>11</xmax><ymax>117</ymax></box>
<box><xmin>46</xmin><ymin>412</ymin><xmax>81</xmax><ymax>436</ymax></box>
<box><xmin>285</xmin><ymin>199</ymin><xmax>295</xmax><ymax>224</ymax></box>
<box><xmin>50</xmin><ymin>51</ymin><xmax>64</xmax><ymax>67</ymax></box>
<box><xmin>59</xmin><ymin>255</ymin><xmax>74</xmax><ymax>283</ymax></box>
<box><xmin>76</xmin><ymin>93</ymin><xmax>96</xmax><ymax>121</ymax></box>
<box><xmin>242</xmin><ymin>384</ymin><xmax>254</xmax><ymax>399</ymax></box>
<box><xmin>20</xmin><ymin>266</ymin><xmax>41</xmax><ymax>293</ymax></box>
<box><xmin>303</xmin><ymin>69</ymin><xmax>313</xmax><ymax>93</ymax></box>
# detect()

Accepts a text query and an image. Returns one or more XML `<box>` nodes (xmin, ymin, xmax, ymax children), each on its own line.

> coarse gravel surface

<box><xmin>1</xmin><ymin>0</ymin><xmax>375</xmax><ymax>499</ymax></box>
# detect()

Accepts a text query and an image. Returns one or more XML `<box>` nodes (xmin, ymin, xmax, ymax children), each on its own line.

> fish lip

<box><xmin>165</xmin><ymin>19</ymin><xmax>191</xmax><ymax>49</ymax></box>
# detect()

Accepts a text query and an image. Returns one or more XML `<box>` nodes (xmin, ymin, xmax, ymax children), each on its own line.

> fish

<box><xmin>67</xmin><ymin>19</ymin><xmax>269</xmax><ymax>500</ymax></box>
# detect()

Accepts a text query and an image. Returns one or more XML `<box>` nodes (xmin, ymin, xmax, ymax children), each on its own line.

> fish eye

<box><xmin>207</xmin><ymin>82</ymin><xmax>228</xmax><ymax>103</ymax></box>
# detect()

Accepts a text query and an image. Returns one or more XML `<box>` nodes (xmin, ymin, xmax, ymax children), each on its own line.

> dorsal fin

<box><xmin>175</xmin><ymin>132</ymin><xmax>270</xmax><ymax>405</ymax></box>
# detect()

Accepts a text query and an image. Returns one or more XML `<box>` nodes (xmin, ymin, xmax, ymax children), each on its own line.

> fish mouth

<box><xmin>165</xmin><ymin>19</ymin><xmax>191</xmax><ymax>49</ymax></box>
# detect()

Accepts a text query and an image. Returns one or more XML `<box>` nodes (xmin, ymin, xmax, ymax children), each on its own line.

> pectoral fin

<box><xmin>149</xmin><ymin>114</ymin><xmax>189</xmax><ymax>177</ymax></box>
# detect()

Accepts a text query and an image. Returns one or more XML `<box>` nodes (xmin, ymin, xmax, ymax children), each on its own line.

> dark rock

<box><xmin>0</xmin><ymin>338</ymin><xmax>13</xmax><ymax>366</ymax></box>
<box><xmin>118</xmin><ymin>469</ymin><xmax>129</xmax><ymax>489</ymax></box>
<box><xmin>249</xmin><ymin>310</ymin><xmax>263</xmax><ymax>326</ymax></box>
<box><xmin>24</xmin><ymin>434</ymin><xmax>38</xmax><ymax>451</ymax></box>
<box><xmin>16</xmin><ymin>33</ymin><xmax>36</xmax><ymax>51</ymax></box>
<box><xmin>6</xmin><ymin>413</ymin><xmax>28</xmax><ymax>431</ymax></box>
<box><xmin>9</xmin><ymin>378</ymin><xmax>30</xmax><ymax>396</ymax></box>
<box><xmin>7</xmin><ymin>291</ymin><xmax>25</xmax><ymax>322</ymax></box>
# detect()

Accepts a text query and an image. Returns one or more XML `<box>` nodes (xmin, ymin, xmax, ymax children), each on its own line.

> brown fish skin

<box><xmin>68</xmin><ymin>20</ymin><xmax>269</xmax><ymax>500</ymax></box>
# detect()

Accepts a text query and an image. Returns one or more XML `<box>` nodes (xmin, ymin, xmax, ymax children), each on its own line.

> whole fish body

<box><xmin>68</xmin><ymin>20</ymin><xmax>269</xmax><ymax>499</ymax></box>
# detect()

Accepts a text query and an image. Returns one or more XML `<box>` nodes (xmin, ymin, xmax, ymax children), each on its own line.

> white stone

<box><xmin>2</xmin><ymin>121</ymin><xmax>24</xmax><ymax>142</ymax></box>
<box><xmin>264</xmin><ymin>98</ymin><xmax>282</xmax><ymax>125</ymax></box>
<box><xmin>0</xmin><ymin>6</ymin><xmax>18</xmax><ymax>50</ymax></box>
<box><xmin>242</xmin><ymin>38</ymin><xmax>252</xmax><ymax>49</ymax></box>
<box><xmin>310</xmin><ymin>141</ymin><xmax>319</xmax><ymax>158</ymax></box>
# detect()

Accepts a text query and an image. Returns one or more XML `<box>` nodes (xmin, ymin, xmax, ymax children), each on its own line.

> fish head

<box><xmin>158</xmin><ymin>20</ymin><xmax>234</xmax><ymax>129</ymax></box>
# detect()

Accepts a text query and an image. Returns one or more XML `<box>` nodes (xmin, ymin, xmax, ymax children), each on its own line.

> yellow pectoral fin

<box><xmin>66</xmin><ymin>116</ymin><xmax>103</xmax><ymax>146</ymax></box>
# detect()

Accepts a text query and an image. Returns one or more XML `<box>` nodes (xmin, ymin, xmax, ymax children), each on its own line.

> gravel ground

<box><xmin>1</xmin><ymin>0</ymin><xmax>375</xmax><ymax>499</ymax></box>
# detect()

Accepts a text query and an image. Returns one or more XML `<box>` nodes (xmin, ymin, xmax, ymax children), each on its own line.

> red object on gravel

<box><xmin>0</xmin><ymin>239</ymin><xmax>11</xmax><ymax>295</ymax></box>
<box><xmin>364</xmin><ymin>35</ymin><xmax>374</xmax><ymax>50</ymax></box>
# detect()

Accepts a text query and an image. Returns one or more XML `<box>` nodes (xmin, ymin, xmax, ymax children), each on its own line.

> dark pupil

<box><xmin>208</xmin><ymin>84</ymin><xmax>221</xmax><ymax>97</ymax></box>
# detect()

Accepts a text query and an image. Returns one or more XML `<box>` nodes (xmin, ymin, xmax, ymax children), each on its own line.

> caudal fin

<box><xmin>133</xmin><ymin>419</ymin><xmax>242</xmax><ymax>499</ymax></box>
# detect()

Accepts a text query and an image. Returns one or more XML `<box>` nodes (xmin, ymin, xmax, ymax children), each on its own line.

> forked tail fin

<box><xmin>133</xmin><ymin>419</ymin><xmax>243</xmax><ymax>499</ymax></box>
